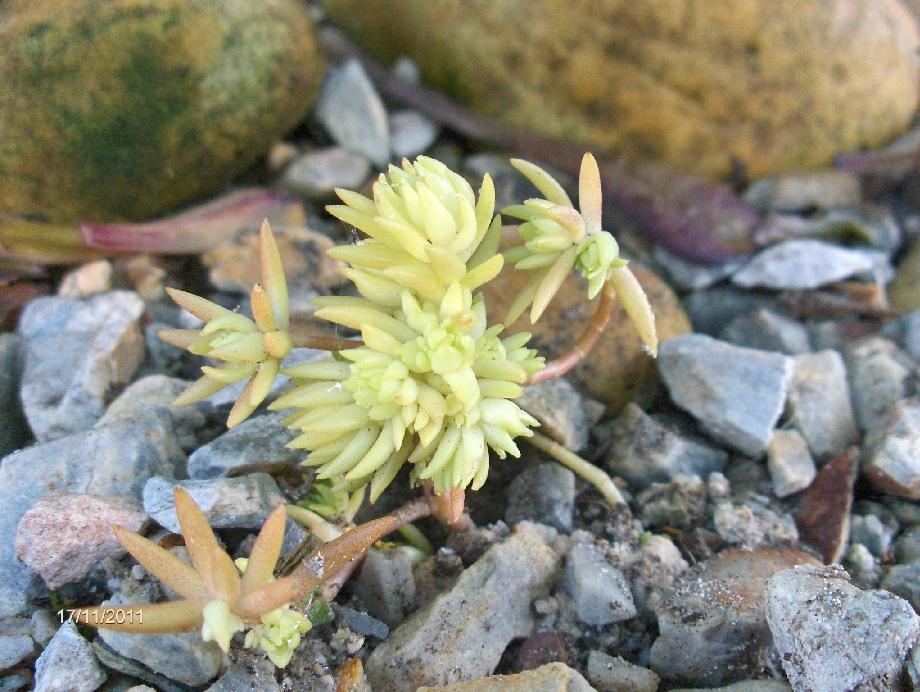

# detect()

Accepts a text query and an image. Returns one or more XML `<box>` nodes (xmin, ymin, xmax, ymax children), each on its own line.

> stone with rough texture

<box><xmin>786</xmin><ymin>350</ymin><xmax>858</xmax><ymax>461</ymax></box>
<box><xmin>18</xmin><ymin>291</ymin><xmax>145</xmax><ymax>441</ymax></box>
<box><xmin>845</xmin><ymin>336</ymin><xmax>918</xmax><ymax>433</ymax></box>
<box><xmin>187</xmin><ymin>411</ymin><xmax>300</xmax><ymax>479</ymax></box>
<box><xmin>506</xmin><ymin>464</ymin><xmax>575</xmax><ymax>533</ymax></box>
<box><xmin>765</xmin><ymin>565</ymin><xmax>919</xmax><ymax>692</ymax></box>
<box><xmin>15</xmin><ymin>492</ymin><xmax>146</xmax><ymax>589</ymax></box>
<box><xmin>650</xmin><ymin>548</ymin><xmax>819</xmax><ymax>687</ymax></box>
<box><xmin>0</xmin><ymin>633</ymin><xmax>33</xmax><ymax>671</ymax></box>
<box><xmin>658</xmin><ymin>334</ymin><xmax>793</xmax><ymax>456</ymax></box>
<box><xmin>316</xmin><ymin>59</ymin><xmax>389</xmax><ymax>167</ymax></box>
<box><xmin>389</xmin><ymin>110</ymin><xmax>439</xmax><ymax>159</ymax></box>
<box><xmin>605</xmin><ymin>403</ymin><xmax>728</xmax><ymax>490</ymax></box>
<box><xmin>712</xmin><ymin>499</ymin><xmax>798</xmax><ymax>549</ymax></box>
<box><xmin>282</xmin><ymin>146</ymin><xmax>371</xmax><ymax>200</ymax></box>
<box><xmin>564</xmin><ymin>543</ymin><xmax>636</xmax><ymax>626</ymax></box>
<box><xmin>34</xmin><ymin>622</ymin><xmax>106</xmax><ymax>692</ymax></box>
<box><xmin>863</xmin><ymin>397</ymin><xmax>920</xmax><ymax>499</ymax></box>
<box><xmin>98</xmin><ymin>375</ymin><xmax>205</xmax><ymax>451</ymax></box>
<box><xmin>585</xmin><ymin>651</ymin><xmax>659</xmax><ymax>692</ymax></box>
<box><xmin>143</xmin><ymin>473</ymin><xmax>285</xmax><ymax>533</ymax></box>
<box><xmin>323</xmin><ymin>0</ymin><xmax>920</xmax><ymax>179</ymax></box>
<box><xmin>0</xmin><ymin>0</ymin><xmax>324</xmax><ymax>222</ymax></box>
<box><xmin>718</xmin><ymin>308</ymin><xmax>810</xmax><ymax>355</ymax></box>
<box><xmin>483</xmin><ymin>263</ymin><xmax>690</xmax><ymax>412</ymax></box>
<box><xmin>516</xmin><ymin>378</ymin><xmax>603</xmax><ymax>451</ymax></box>
<box><xmin>416</xmin><ymin>662</ymin><xmax>594</xmax><ymax>692</ymax></box>
<box><xmin>732</xmin><ymin>240</ymin><xmax>876</xmax><ymax>290</ymax></box>
<box><xmin>99</xmin><ymin>627</ymin><xmax>220</xmax><ymax>688</ymax></box>
<box><xmin>766</xmin><ymin>429</ymin><xmax>815</xmax><ymax>497</ymax></box>
<box><xmin>0</xmin><ymin>334</ymin><xmax>27</xmax><ymax>458</ymax></box>
<box><xmin>365</xmin><ymin>526</ymin><xmax>560</xmax><ymax>690</ymax></box>
<box><xmin>353</xmin><ymin>547</ymin><xmax>416</xmax><ymax>628</ymax></box>
<box><xmin>795</xmin><ymin>448</ymin><xmax>857</xmax><ymax>564</ymax></box>
<box><xmin>0</xmin><ymin>413</ymin><xmax>181</xmax><ymax>617</ymax></box>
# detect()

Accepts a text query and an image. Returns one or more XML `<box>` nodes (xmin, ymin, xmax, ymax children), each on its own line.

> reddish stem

<box><xmin>524</xmin><ymin>282</ymin><xmax>615</xmax><ymax>386</ymax></box>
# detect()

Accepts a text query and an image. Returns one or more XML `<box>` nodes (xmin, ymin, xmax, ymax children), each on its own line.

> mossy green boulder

<box><xmin>0</xmin><ymin>0</ymin><xmax>324</xmax><ymax>222</ymax></box>
<box><xmin>322</xmin><ymin>0</ymin><xmax>919</xmax><ymax>179</ymax></box>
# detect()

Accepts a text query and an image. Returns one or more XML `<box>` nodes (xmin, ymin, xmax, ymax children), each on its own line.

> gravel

<box><xmin>506</xmin><ymin>463</ymin><xmax>575</xmax><ymax>533</ymax></box>
<box><xmin>563</xmin><ymin>542</ymin><xmax>636</xmax><ymax>626</ymax></box>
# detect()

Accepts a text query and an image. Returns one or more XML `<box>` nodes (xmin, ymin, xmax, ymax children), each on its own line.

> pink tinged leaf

<box><xmin>112</xmin><ymin>526</ymin><xmax>209</xmax><ymax>601</ymax></box>
<box><xmin>259</xmin><ymin>220</ymin><xmax>289</xmax><ymax>331</ymax></box>
<box><xmin>172</xmin><ymin>487</ymin><xmax>221</xmax><ymax>594</ymax></box>
<box><xmin>578</xmin><ymin>153</ymin><xmax>604</xmax><ymax>236</ymax></box>
<box><xmin>238</xmin><ymin>515</ymin><xmax>399</xmax><ymax>619</ymax></box>
<box><xmin>208</xmin><ymin>546</ymin><xmax>241</xmax><ymax>604</ymax></box>
<box><xmin>81</xmin><ymin>188</ymin><xmax>305</xmax><ymax>254</ymax></box>
<box><xmin>240</xmin><ymin>505</ymin><xmax>287</xmax><ymax>596</ymax></box>
<box><xmin>71</xmin><ymin>600</ymin><xmax>204</xmax><ymax>633</ymax></box>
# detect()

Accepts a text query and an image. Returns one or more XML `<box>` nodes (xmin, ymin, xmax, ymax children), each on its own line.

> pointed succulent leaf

<box><xmin>112</xmin><ymin>525</ymin><xmax>209</xmax><ymax>601</ymax></box>
<box><xmin>173</xmin><ymin>487</ymin><xmax>221</xmax><ymax>591</ymax></box>
<box><xmin>240</xmin><ymin>505</ymin><xmax>287</xmax><ymax>596</ymax></box>
<box><xmin>259</xmin><ymin>220</ymin><xmax>289</xmax><ymax>330</ymax></box>
<box><xmin>509</xmin><ymin>159</ymin><xmax>572</xmax><ymax>207</ymax></box>
<box><xmin>608</xmin><ymin>265</ymin><xmax>658</xmax><ymax>356</ymax></box>
<box><xmin>71</xmin><ymin>600</ymin><xmax>204</xmax><ymax>634</ymax></box>
<box><xmin>172</xmin><ymin>375</ymin><xmax>228</xmax><ymax>407</ymax></box>
<box><xmin>578</xmin><ymin>153</ymin><xmax>603</xmax><ymax>236</ymax></box>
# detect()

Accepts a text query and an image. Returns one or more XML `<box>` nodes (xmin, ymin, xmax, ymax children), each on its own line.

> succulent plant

<box><xmin>157</xmin><ymin>153</ymin><xmax>656</xmax><ymax>507</ymax></box>
<box><xmin>159</xmin><ymin>220</ymin><xmax>290</xmax><ymax>427</ymax></box>
<box><xmin>70</xmin><ymin>487</ymin><xmax>398</xmax><ymax>667</ymax></box>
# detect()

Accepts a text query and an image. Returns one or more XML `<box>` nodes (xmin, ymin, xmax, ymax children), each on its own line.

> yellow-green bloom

<box><xmin>244</xmin><ymin>605</ymin><xmax>312</xmax><ymax>669</ymax></box>
<box><xmin>159</xmin><ymin>221</ymin><xmax>291</xmax><ymax>426</ymax></box>
<box><xmin>201</xmin><ymin>599</ymin><xmax>245</xmax><ymax>652</ymax></box>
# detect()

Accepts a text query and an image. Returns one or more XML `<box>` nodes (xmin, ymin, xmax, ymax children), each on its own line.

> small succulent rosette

<box><xmin>502</xmin><ymin>154</ymin><xmax>657</xmax><ymax>355</ymax></box>
<box><xmin>159</xmin><ymin>221</ymin><xmax>292</xmax><ymax>426</ymax></box>
<box><xmin>270</xmin><ymin>156</ymin><xmax>544</xmax><ymax>499</ymax></box>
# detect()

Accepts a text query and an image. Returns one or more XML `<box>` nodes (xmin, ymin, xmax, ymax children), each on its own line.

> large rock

<box><xmin>604</xmin><ymin>403</ymin><xmax>728</xmax><ymax>489</ymax></box>
<box><xmin>658</xmin><ymin>334</ymin><xmax>793</xmax><ymax>457</ymax></box>
<box><xmin>365</xmin><ymin>526</ymin><xmax>560</xmax><ymax>690</ymax></box>
<box><xmin>650</xmin><ymin>548</ymin><xmax>819</xmax><ymax>687</ymax></box>
<box><xmin>322</xmin><ymin>0</ymin><xmax>919</xmax><ymax>179</ymax></box>
<box><xmin>0</xmin><ymin>413</ymin><xmax>182</xmax><ymax>617</ymax></box>
<box><xmin>187</xmin><ymin>411</ymin><xmax>299</xmax><ymax>479</ymax></box>
<box><xmin>863</xmin><ymin>397</ymin><xmax>920</xmax><ymax>499</ymax></box>
<box><xmin>731</xmin><ymin>240</ymin><xmax>877</xmax><ymax>290</ymax></box>
<box><xmin>34</xmin><ymin>622</ymin><xmax>106</xmax><ymax>692</ymax></box>
<box><xmin>785</xmin><ymin>350</ymin><xmax>858</xmax><ymax>461</ymax></box>
<box><xmin>482</xmin><ymin>264</ymin><xmax>690</xmax><ymax>412</ymax></box>
<box><xmin>563</xmin><ymin>543</ymin><xmax>636</xmax><ymax>626</ymax></box>
<box><xmin>0</xmin><ymin>0</ymin><xmax>324</xmax><ymax>222</ymax></box>
<box><xmin>18</xmin><ymin>291</ymin><xmax>145</xmax><ymax>441</ymax></box>
<box><xmin>15</xmin><ymin>492</ymin><xmax>147</xmax><ymax>589</ymax></box>
<box><xmin>765</xmin><ymin>565</ymin><xmax>919</xmax><ymax>692</ymax></box>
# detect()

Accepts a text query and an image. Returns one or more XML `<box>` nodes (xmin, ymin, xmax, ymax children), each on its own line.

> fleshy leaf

<box><xmin>112</xmin><ymin>525</ymin><xmax>208</xmax><ymax>601</ymax></box>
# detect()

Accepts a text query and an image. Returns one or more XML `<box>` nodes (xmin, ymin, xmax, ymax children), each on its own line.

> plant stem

<box><xmin>526</xmin><ymin>431</ymin><xmax>626</xmax><ymax>507</ymax></box>
<box><xmin>525</xmin><ymin>282</ymin><xmax>615</xmax><ymax>385</ymax></box>
<box><xmin>289</xmin><ymin>323</ymin><xmax>362</xmax><ymax>352</ymax></box>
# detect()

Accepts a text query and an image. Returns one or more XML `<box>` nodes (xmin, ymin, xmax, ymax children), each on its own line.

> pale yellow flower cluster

<box><xmin>271</xmin><ymin>157</ymin><xmax>543</xmax><ymax>498</ymax></box>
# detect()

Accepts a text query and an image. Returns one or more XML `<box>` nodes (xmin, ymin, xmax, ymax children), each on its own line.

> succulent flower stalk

<box><xmin>502</xmin><ymin>154</ymin><xmax>658</xmax><ymax>356</ymax></box>
<box><xmin>159</xmin><ymin>220</ymin><xmax>291</xmax><ymax>427</ymax></box>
